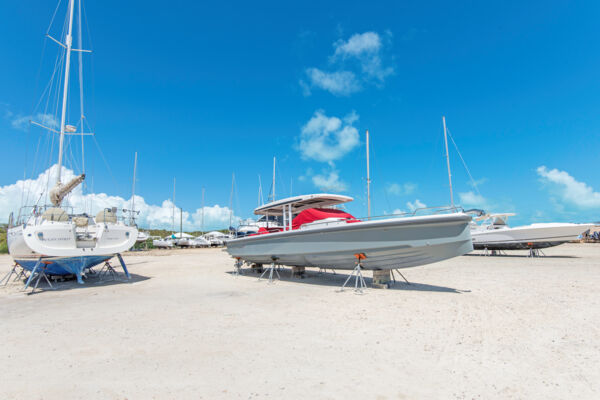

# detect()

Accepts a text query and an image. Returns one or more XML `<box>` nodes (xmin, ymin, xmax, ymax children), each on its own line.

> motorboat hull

<box><xmin>471</xmin><ymin>223</ymin><xmax>593</xmax><ymax>250</ymax></box>
<box><xmin>225</xmin><ymin>213</ymin><xmax>473</xmax><ymax>270</ymax></box>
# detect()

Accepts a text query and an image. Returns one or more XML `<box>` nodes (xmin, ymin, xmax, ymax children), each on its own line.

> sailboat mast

<box><xmin>272</xmin><ymin>156</ymin><xmax>276</xmax><ymax>201</ymax></box>
<box><xmin>172</xmin><ymin>177</ymin><xmax>176</xmax><ymax>233</ymax></box>
<box><xmin>229</xmin><ymin>173</ymin><xmax>235</xmax><ymax>227</ymax></box>
<box><xmin>366</xmin><ymin>129</ymin><xmax>371</xmax><ymax>219</ymax></box>
<box><xmin>56</xmin><ymin>0</ymin><xmax>76</xmax><ymax>184</ymax></box>
<box><xmin>258</xmin><ymin>174</ymin><xmax>263</xmax><ymax>206</ymax></box>
<box><xmin>77</xmin><ymin>0</ymin><xmax>85</xmax><ymax>175</ymax></box>
<box><xmin>130</xmin><ymin>152</ymin><xmax>137</xmax><ymax>225</ymax></box>
<box><xmin>442</xmin><ymin>116</ymin><xmax>454</xmax><ymax>208</ymax></box>
<box><xmin>201</xmin><ymin>187</ymin><xmax>205</xmax><ymax>233</ymax></box>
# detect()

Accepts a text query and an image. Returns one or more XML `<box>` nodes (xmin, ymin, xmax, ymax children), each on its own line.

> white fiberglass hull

<box><xmin>225</xmin><ymin>213</ymin><xmax>473</xmax><ymax>270</ymax></box>
<box><xmin>8</xmin><ymin>222</ymin><xmax>137</xmax><ymax>277</ymax></box>
<box><xmin>471</xmin><ymin>223</ymin><xmax>593</xmax><ymax>250</ymax></box>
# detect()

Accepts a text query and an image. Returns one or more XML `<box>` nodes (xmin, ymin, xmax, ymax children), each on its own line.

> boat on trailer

<box><xmin>225</xmin><ymin>193</ymin><xmax>473</xmax><ymax>271</ymax></box>
<box><xmin>7</xmin><ymin>0</ymin><xmax>137</xmax><ymax>284</ymax></box>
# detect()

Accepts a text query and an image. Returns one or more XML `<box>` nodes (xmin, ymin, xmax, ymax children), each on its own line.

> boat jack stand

<box><xmin>1</xmin><ymin>263</ymin><xmax>26</xmax><ymax>286</ymax></box>
<box><xmin>233</xmin><ymin>257</ymin><xmax>243</xmax><ymax>277</ymax></box>
<box><xmin>391</xmin><ymin>269</ymin><xmax>410</xmax><ymax>285</ymax></box>
<box><xmin>258</xmin><ymin>257</ymin><xmax>281</xmax><ymax>284</ymax></box>
<box><xmin>23</xmin><ymin>259</ymin><xmax>54</xmax><ymax>292</ymax></box>
<box><xmin>340</xmin><ymin>254</ymin><xmax>367</xmax><ymax>293</ymax></box>
<box><xmin>528</xmin><ymin>248</ymin><xmax>545</xmax><ymax>258</ymax></box>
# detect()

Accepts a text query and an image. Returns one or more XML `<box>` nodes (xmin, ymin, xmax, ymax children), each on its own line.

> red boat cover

<box><xmin>292</xmin><ymin>208</ymin><xmax>357</xmax><ymax>230</ymax></box>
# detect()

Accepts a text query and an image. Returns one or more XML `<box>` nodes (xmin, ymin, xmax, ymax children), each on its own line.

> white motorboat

<box><xmin>136</xmin><ymin>231</ymin><xmax>151</xmax><ymax>243</ymax></box>
<box><xmin>235</xmin><ymin>215</ymin><xmax>283</xmax><ymax>237</ymax></box>
<box><xmin>170</xmin><ymin>232</ymin><xmax>194</xmax><ymax>247</ymax></box>
<box><xmin>469</xmin><ymin>212</ymin><xmax>593</xmax><ymax>250</ymax></box>
<box><xmin>204</xmin><ymin>231</ymin><xmax>231</xmax><ymax>247</ymax></box>
<box><xmin>191</xmin><ymin>236</ymin><xmax>211</xmax><ymax>248</ymax></box>
<box><xmin>7</xmin><ymin>0</ymin><xmax>137</xmax><ymax>284</ymax></box>
<box><xmin>152</xmin><ymin>236</ymin><xmax>175</xmax><ymax>249</ymax></box>
<box><xmin>225</xmin><ymin>194</ymin><xmax>473</xmax><ymax>270</ymax></box>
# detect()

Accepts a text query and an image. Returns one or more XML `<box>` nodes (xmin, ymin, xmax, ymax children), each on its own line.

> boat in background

<box><xmin>191</xmin><ymin>236</ymin><xmax>211</xmax><ymax>247</ymax></box>
<box><xmin>469</xmin><ymin>212</ymin><xmax>593</xmax><ymax>251</ymax></box>
<box><xmin>136</xmin><ymin>231</ymin><xmax>150</xmax><ymax>243</ymax></box>
<box><xmin>152</xmin><ymin>236</ymin><xmax>175</xmax><ymax>249</ymax></box>
<box><xmin>7</xmin><ymin>0</ymin><xmax>137</xmax><ymax>284</ymax></box>
<box><xmin>440</xmin><ymin>117</ymin><xmax>593</xmax><ymax>255</ymax></box>
<box><xmin>204</xmin><ymin>231</ymin><xmax>231</xmax><ymax>247</ymax></box>
<box><xmin>225</xmin><ymin>193</ymin><xmax>473</xmax><ymax>270</ymax></box>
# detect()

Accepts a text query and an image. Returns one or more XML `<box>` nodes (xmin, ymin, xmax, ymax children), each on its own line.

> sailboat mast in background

<box><xmin>442</xmin><ymin>116</ymin><xmax>454</xmax><ymax>208</ymax></box>
<box><xmin>130</xmin><ymin>152</ymin><xmax>137</xmax><ymax>225</ymax></box>
<box><xmin>272</xmin><ymin>156</ymin><xmax>276</xmax><ymax>202</ymax></box>
<box><xmin>366</xmin><ymin>129</ymin><xmax>371</xmax><ymax>219</ymax></box>
<box><xmin>229</xmin><ymin>173</ymin><xmax>235</xmax><ymax>228</ymax></box>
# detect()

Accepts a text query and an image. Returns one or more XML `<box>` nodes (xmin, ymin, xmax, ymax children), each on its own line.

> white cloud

<box><xmin>303</xmin><ymin>68</ymin><xmax>360</xmax><ymax>96</ymax></box>
<box><xmin>299</xmin><ymin>110</ymin><xmax>360</xmax><ymax>163</ymax></box>
<box><xmin>303</xmin><ymin>31</ymin><xmax>394</xmax><ymax>95</ymax></box>
<box><xmin>406</xmin><ymin>199</ymin><xmax>426</xmax><ymax>211</ymax></box>
<box><xmin>459</xmin><ymin>191</ymin><xmax>488</xmax><ymax>208</ymax></box>
<box><xmin>333</xmin><ymin>31</ymin><xmax>382</xmax><ymax>58</ymax></box>
<box><xmin>537</xmin><ymin>166</ymin><xmax>600</xmax><ymax>208</ymax></box>
<box><xmin>11</xmin><ymin>113</ymin><xmax>59</xmax><ymax>132</ymax></box>
<box><xmin>0</xmin><ymin>165</ymin><xmax>238</xmax><ymax>230</ymax></box>
<box><xmin>312</xmin><ymin>170</ymin><xmax>347</xmax><ymax>192</ymax></box>
<box><xmin>386</xmin><ymin>182</ymin><xmax>416</xmax><ymax>196</ymax></box>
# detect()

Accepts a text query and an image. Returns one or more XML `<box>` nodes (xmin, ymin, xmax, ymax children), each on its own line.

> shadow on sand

<box><xmin>464</xmin><ymin>253</ymin><xmax>578</xmax><ymax>259</ymax></box>
<box><xmin>12</xmin><ymin>271</ymin><xmax>151</xmax><ymax>295</ymax></box>
<box><xmin>227</xmin><ymin>267</ymin><xmax>469</xmax><ymax>294</ymax></box>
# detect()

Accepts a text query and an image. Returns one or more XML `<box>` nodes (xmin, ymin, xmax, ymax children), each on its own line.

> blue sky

<box><xmin>1</xmin><ymin>0</ymin><xmax>599</xmax><ymax>229</ymax></box>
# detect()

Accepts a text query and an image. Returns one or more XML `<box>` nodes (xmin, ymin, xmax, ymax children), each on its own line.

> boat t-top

<box><xmin>225</xmin><ymin>193</ymin><xmax>473</xmax><ymax>271</ymax></box>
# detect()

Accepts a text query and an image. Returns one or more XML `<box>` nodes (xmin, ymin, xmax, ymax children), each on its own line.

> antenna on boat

<box><xmin>130</xmin><ymin>152</ymin><xmax>137</xmax><ymax>225</ymax></box>
<box><xmin>366</xmin><ymin>129</ymin><xmax>371</xmax><ymax>219</ymax></box>
<box><xmin>272</xmin><ymin>156</ymin><xmax>276</xmax><ymax>201</ymax></box>
<box><xmin>443</xmin><ymin>116</ymin><xmax>454</xmax><ymax>208</ymax></box>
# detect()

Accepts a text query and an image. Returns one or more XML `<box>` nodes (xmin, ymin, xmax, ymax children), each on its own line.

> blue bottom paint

<box><xmin>15</xmin><ymin>255</ymin><xmax>113</xmax><ymax>277</ymax></box>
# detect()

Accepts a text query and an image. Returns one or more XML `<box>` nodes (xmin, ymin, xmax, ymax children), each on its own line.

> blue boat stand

<box><xmin>23</xmin><ymin>258</ymin><xmax>54</xmax><ymax>291</ymax></box>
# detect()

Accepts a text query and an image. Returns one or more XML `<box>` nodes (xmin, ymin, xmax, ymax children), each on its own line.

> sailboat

<box><xmin>7</xmin><ymin>0</ymin><xmax>137</xmax><ymax>283</ymax></box>
<box><xmin>440</xmin><ymin>117</ymin><xmax>593</xmax><ymax>253</ymax></box>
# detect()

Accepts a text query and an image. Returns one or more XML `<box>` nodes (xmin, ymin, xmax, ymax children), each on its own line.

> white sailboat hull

<box><xmin>8</xmin><ymin>221</ymin><xmax>137</xmax><ymax>276</ymax></box>
<box><xmin>471</xmin><ymin>223</ymin><xmax>593</xmax><ymax>250</ymax></box>
<box><xmin>225</xmin><ymin>213</ymin><xmax>473</xmax><ymax>270</ymax></box>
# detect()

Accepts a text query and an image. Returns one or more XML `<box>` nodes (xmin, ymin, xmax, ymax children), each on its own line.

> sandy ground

<box><xmin>1</xmin><ymin>244</ymin><xmax>599</xmax><ymax>399</ymax></box>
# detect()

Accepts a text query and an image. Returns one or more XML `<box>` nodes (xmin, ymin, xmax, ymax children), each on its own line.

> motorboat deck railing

<box><xmin>239</xmin><ymin>205</ymin><xmax>466</xmax><ymax>234</ymax></box>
